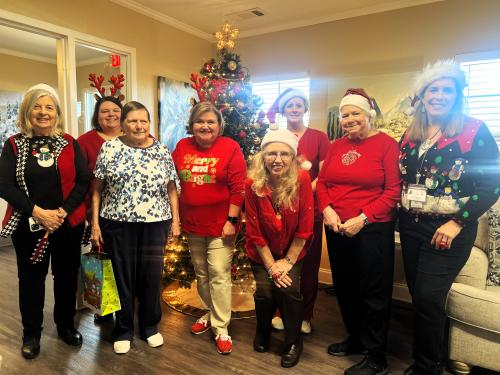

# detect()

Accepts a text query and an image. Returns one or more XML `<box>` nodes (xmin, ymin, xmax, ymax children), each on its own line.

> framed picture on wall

<box><xmin>157</xmin><ymin>76</ymin><xmax>196</xmax><ymax>152</ymax></box>
<box><xmin>0</xmin><ymin>91</ymin><xmax>22</xmax><ymax>153</ymax></box>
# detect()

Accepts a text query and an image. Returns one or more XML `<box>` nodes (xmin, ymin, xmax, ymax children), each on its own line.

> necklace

<box><xmin>419</xmin><ymin>127</ymin><xmax>441</xmax><ymax>155</ymax></box>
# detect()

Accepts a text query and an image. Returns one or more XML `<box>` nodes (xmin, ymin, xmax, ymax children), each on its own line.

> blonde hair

<box><xmin>247</xmin><ymin>144</ymin><xmax>299</xmax><ymax>211</ymax></box>
<box><xmin>17</xmin><ymin>89</ymin><xmax>63</xmax><ymax>137</ymax></box>
<box><xmin>188</xmin><ymin>101</ymin><xmax>225</xmax><ymax>135</ymax></box>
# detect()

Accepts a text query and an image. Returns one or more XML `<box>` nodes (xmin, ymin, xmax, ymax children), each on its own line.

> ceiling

<box><xmin>110</xmin><ymin>0</ymin><xmax>444</xmax><ymax>40</ymax></box>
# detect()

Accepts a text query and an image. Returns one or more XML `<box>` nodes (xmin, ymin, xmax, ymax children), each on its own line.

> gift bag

<box><xmin>81</xmin><ymin>246</ymin><xmax>121</xmax><ymax>316</ymax></box>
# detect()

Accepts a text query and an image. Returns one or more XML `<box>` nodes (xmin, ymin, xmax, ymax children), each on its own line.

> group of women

<box><xmin>0</xmin><ymin>59</ymin><xmax>498</xmax><ymax>375</ymax></box>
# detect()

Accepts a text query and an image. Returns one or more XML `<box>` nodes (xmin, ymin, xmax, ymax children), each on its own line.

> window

<box><xmin>253</xmin><ymin>77</ymin><xmax>310</xmax><ymax>128</ymax></box>
<box><xmin>458</xmin><ymin>52</ymin><xmax>500</xmax><ymax>144</ymax></box>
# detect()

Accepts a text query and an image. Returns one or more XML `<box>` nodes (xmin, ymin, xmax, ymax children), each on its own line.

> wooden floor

<box><xmin>0</xmin><ymin>239</ymin><xmax>495</xmax><ymax>375</ymax></box>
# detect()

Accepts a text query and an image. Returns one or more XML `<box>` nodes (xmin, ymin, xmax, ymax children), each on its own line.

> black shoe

<box><xmin>21</xmin><ymin>336</ymin><xmax>40</xmax><ymax>359</ymax></box>
<box><xmin>281</xmin><ymin>338</ymin><xmax>303</xmax><ymax>368</ymax></box>
<box><xmin>253</xmin><ymin>333</ymin><xmax>270</xmax><ymax>353</ymax></box>
<box><xmin>345</xmin><ymin>356</ymin><xmax>388</xmax><ymax>375</ymax></box>
<box><xmin>327</xmin><ymin>337</ymin><xmax>367</xmax><ymax>356</ymax></box>
<box><xmin>404</xmin><ymin>363</ymin><xmax>443</xmax><ymax>375</ymax></box>
<box><xmin>57</xmin><ymin>327</ymin><xmax>83</xmax><ymax>346</ymax></box>
<box><xmin>94</xmin><ymin>313</ymin><xmax>113</xmax><ymax>323</ymax></box>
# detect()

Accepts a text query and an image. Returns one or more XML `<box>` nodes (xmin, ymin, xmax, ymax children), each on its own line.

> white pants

<box><xmin>187</xmin><ymin>234</ymin><xmax>234</xmax><ymax>335</ymax></box>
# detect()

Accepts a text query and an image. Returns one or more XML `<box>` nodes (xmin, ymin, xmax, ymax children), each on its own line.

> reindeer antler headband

<box><xmin>88</xmin><ymin>73</ymin><xmax>125</xmax><ymax>101</ymax></box>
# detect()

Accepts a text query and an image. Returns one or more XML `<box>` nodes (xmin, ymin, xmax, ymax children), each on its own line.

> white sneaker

<box><xmin>113</xmin><ymin>340</ymin><xmax>131</xmax><ymax>354</ymax></box>
<box><xmin>301</xmin><ymin>320</ymin><xmax>312</xmax><ymax>334</ymax></box>
<box><xmin>146</xmin><ymin>333</ymin><xmax>164</xmax><ymax>348</ymax></box>
<box><xmin>271</xmin><ymin>316</ymin><xmax>284</xmax><ymax>330</ymax></box>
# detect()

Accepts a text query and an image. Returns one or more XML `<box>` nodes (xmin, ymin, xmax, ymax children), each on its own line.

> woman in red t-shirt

<box><xmin>172</xmin><ymin>102</ymin><xmax>246</xmax><ymax>355</ymax></box>
<box><xmin>246</xmin><ymin>129</ymin><xmax>314</xmax><ymax>368</ymax></box>
<box><xmin>317</xmin><ymin>88</ymin><xmax>400</xmax><ymax>375</ymax></box>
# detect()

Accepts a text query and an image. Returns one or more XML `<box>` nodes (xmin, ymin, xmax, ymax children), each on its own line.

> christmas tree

<box><xmin>163</xmin><ymin>23</ymin><xmax>263</xmax><ymax>291</ymax></box>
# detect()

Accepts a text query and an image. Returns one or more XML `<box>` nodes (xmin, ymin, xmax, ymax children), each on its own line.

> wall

<box><xmin>0</xmin><ymin>0</ymin><xmax>213</xmax><ymax>136</ymax></box>
<box><xmin>238</xmin><ymin>0</ymin><xmax>500</xmax><ymax>296</ymax></box>
<box><xmin>0</xmin><ymin>53</ymin><xmax>58</xmax><ymax>92</ymax></box>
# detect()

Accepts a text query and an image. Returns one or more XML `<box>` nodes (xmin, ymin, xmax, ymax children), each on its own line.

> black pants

<box><xmin>251</xmin><ymin>260</ymin><xmax>303</xmax><ymax>346</ymax></box>
<box><xmin>100</xmin><ymin>218</ymin><xmax>170</xmax><ymax>341</ymax></box>
<box><xmin>325</xmin><ymin>222</ymin><xmax>395</xmax><ymax>361</ymax></box>
<box><xmin>11</xmin><ymin>216</ymin><xmax>84</xmax><ymax>339</ymax></box>
<box><xmin>399</xmin><ymin>212</ymin><xmax>477</xmax><ymax>374</ymax></box>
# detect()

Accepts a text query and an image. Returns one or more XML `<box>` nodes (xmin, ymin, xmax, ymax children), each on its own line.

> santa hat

<box><xmin>266</xmin><ymin>88</ymin><xmax>309</xmax><ymax>125</ymax></box>
<box><xmin>260</xmin><ymin>129</ymin><xmax>298</xmax><ymax>155</ymax></box>
<box><xmin>339</xmin><ymin>88</ymin><xmax>377</xmax><ymax>118</ymax></box>
<box><xmin>26</xmin><ymin>83</ymin><xmax>61</xmax><ymax>106</ymax></box>
<box><xmin>413</xmin><ymin>59</ymin><xmax>466</xmax><ymax>98</ymax></box>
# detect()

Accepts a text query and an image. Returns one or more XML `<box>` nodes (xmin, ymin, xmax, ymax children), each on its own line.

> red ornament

<box><xmin>231</xmin><ymin>264</ymin><xmax>238</xmax><ymax>277</ymax></box>
<box><xmin>238</xmin><ymin>130</ymin><xmax>247</xmax><ymax>139</ymax></box>
<box><xmin>204</xmin><ymin>63</ymin><xmax>212</xmax><ymax>71</ymax></box>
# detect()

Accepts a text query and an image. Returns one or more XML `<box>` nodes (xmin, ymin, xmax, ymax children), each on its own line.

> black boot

<box><xmin>281</xmin><ymin>336</ymin><xmax>303</xmax><ymax>368</ymax></box>
<box><xmin>57</xmin><ymin>326</ymin><xmax>83</xmax><ymax>346</ymax></box>
<box><xmin>21</xmin><ymin>335</ymin><xmax>40</xmax><ymax>359</ymax></box>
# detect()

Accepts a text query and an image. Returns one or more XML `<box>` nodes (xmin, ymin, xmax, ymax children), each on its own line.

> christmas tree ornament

<box><xmin>253</xmin><ymin>136</ymin><xmax>261</xmax><ymax>145</ymax></box>
<box><xmin>238</xmin><ymin>130</ymin><xmax>247</xmax><ymax>139</ymax></box>
<box><xmin>214</xmin><ymin>22</ymin><xmax>239</xmax><ymax>51</ymax></box>
<box><xmin>227</xmin><ymin>60</ymin><xmax>238</xmax><ymax>71</ymax></box>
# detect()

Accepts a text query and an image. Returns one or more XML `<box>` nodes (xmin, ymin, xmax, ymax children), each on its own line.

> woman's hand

<box><xmin>221</xmin><ymin>221</ymin><xmax>236</xmax><ymax>238</ymax></box>
<box><xmin>90</xmin><ymin>222</ymin><xmax>104</xmax><ymax>247</ymax></box>
<box><xmin>323</xmin><ymin>206</ymin><xmax>341</xmax><ymax>232</ymax></box>
<box><xmin>32</xmin><ymin>205</ymin><xmax>64</xmax><ymax>232</ymax></box>
<box><xmin>269</xmin><ymin>259</ymin><xmax>293</xmax><ymax>288</ymax></box>
<box><xmin>431</xmin><ymin>220</ymin><xmax>463</xmax><ymax>250</ymax></box>
<box><xmin>339</xmin><ymin>215</ymin><xmax>365</xmax><ymax>237</ymax></box>
<box><xmin>171</xmin><ymin>220</ymin><xmax>181</xmax><ymax>238</ymax></box>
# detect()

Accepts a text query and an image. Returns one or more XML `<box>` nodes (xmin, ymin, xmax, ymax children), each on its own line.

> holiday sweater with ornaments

<box><xmin>245</xmin><ymin>170</ymin><xmax>314</xmax><ymax>264</ymax></box>
<box><xmin>317</xmin><ymin>131</ymin><xmax>401</xmax><ymax>223</ymax></box>
<box><xmin>399</xmin><ymin>116</ymin><xmax>500</xmax><ymax>224</ymax></box>
<box><xmin>172</xmin><ymin>136</ymin><xmax>246</xmax><ymax>238</ymax></box>
<box><xmin>0</xmin><ymin>134</ymin><xmax>89</xmax><ymax>231</ymax></box>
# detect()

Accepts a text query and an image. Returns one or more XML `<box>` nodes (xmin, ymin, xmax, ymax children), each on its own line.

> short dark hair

<box><xmin>91</xmin><ymin>96</ymin><xmax>123</xmax><ymax>131</ymax></box>
<box><xmin>121</xmin><ymin>101</ymin><xmax>151</xmax><ymax>124</ymax></box>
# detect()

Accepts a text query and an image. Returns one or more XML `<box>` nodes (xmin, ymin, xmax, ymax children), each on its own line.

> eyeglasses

<box><xmin>264</xmin><ymin>151</ymin><xmax>292</xmax><ymax>161</ymax></box>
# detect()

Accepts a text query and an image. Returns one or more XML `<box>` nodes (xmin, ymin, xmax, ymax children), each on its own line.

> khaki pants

<box><xmin>187</xmin><ymin>234</ymin><xmax>234</xmax><ymax>336</ymax></box>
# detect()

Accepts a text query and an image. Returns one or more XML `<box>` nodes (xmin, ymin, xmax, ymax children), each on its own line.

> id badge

<box><xmin>407</xmin><ymin>184</ymin><xmax>427</xmax><ymax>209</ymax></box>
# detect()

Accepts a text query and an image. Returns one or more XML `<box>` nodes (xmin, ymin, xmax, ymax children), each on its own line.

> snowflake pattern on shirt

<box><xmin>94</xmin><ymin>138</ymin><xmax>180</xmax><ymax>222</ymax></box>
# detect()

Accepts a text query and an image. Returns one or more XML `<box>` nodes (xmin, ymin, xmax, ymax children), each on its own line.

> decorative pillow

<box><xmin>486</xmin><ymin>208</ymin><xmax>500</xmax><ymax>286</ymax></box>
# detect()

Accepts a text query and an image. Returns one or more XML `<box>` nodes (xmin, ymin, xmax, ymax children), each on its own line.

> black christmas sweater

<box><xmin>399</xmin><ymin>116</ymin><xmax>500</xmax><ymax>224</ymax></box>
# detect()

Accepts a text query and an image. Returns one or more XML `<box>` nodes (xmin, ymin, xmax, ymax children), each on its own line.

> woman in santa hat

<box><xmin>317</xmin><ymin>88</ymin><xmax>400</xmax><ymax>375</ymax></box>
<box><xmin>245</xmin><ymin>129</ymin><xmax>314</xmax><ymax>368</ymax></box>
<box><xmin>399</xmin><ymin>60</ymin><xmax>500</xmax><ymax>375</ymax></box>
<box><xmin>267</xmin><ymin>88</ymin><xmax>330</xmax><ymax>334</ymax></box>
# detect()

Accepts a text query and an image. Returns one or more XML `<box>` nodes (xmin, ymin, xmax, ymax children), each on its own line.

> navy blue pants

<box><xmin>399</xmin><ymin>211</ymin><xmax>477</xmax><ymax>374</ymax></box>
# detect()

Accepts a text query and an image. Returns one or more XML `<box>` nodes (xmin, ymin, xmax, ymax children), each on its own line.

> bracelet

<box><xmin>285</xmin><ymin>256</ymin><xmax>294</xmax><ymax>266</ymax></box>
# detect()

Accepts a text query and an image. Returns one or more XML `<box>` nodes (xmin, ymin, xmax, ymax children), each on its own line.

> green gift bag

<box><xmin>81</xmin><ymin>247</ymin><xmax>121</xmax><ymax>316</ymax></box>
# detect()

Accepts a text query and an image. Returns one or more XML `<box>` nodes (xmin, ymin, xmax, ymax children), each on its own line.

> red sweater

<box><xmin>297</xmin><ymin>128</ymin><xmax>330</xmax><ymax>182</ymax></box>
<box><xmin>245</xmin><ymin>170</ymin><xmax>314</xmax><ymax>264</ymax></box>
<box><xmin>316</xmin><ymin>132</ymin><xmax>401</xmax><ymax>223</ymax></box>
<box><xmin>77</xmin><ymin>130</ymin><xmax>105</xmax><ymax>176</ymax></box>
<box><xmin>172</xmin><ymin>136</ymin><xmax>246</xmax><ymax>237</ymax></box>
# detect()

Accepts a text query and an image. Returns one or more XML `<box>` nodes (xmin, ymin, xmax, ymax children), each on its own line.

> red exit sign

<box><xmin>110</xmin><ymin>54</ymin><xmax>121</xmax><ymax>67</ymax></box>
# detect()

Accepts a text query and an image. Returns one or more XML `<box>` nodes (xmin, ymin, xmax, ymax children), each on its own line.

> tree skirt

<box><xmin>162</xmin><ymin>280</ymin><xmax>255</xmax><ymax>319</ymax></box>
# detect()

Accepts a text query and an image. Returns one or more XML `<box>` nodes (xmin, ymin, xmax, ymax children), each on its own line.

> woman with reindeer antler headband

<box><xmin>0</xmin><ymin>84</ymin><xmax>89</xmax><ymax>359</ymax></box>
<box><xmin>77</xmin><ymin>73</ymin><xmax>125</xmax><ymax>323</ymax></box>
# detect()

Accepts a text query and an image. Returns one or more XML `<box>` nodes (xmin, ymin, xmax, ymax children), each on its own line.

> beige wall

<box><xmin>0</xmin><ymin>53</ymin><xmax>58</xmax><ymax>92</ymax></box>
<box><xmin>238</xmin><ymin>0</ymin><xmax>500</xmax><ymax>290</ymax></box>
<box><xmin>0</xmin><ymin>0</ymin><xmax>213</xmax><ymax>136</ymax></box>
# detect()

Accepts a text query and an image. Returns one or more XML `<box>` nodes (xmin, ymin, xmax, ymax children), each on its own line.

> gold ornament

<box><xmin>227</xmin><ymin>60</ymin><xmax>238</xmax><ymax>71</ymax></box>
<box><xmin>253</xmin><ymin>136</ymin><xmax>261</xmax><ymax>145</ymax></box>
<box><xmin>214</xmin><ymin>22</ymin><xmax>239</xmax><ymax>50</ymax></box>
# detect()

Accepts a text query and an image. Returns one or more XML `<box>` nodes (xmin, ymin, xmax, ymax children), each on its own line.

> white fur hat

<box><xmin>26</xmin><ymin>83</ymin><xmax>61</xmax><ymax>106</ymax></box>
<box><xmin>266</xmin><ymin>88</ymin><xmax>309</xmax><ymax>124</ymax></box>
<box><xmin>261</xmin><ymin>129</ymin><xmax>298</xmax><ymax>155</ymax></box>
<box><xmin>413</xmin><ymin>59</ymin><xmax>466</xmax><ymax>98</ymax></box>
<box><xmin>339</xmin><ymin>88</ymin><xmax>377</xmax><ymax>118</ymax></box>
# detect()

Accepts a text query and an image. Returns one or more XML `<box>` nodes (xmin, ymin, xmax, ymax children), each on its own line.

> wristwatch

<box><xmin>227</xmin><ymin>216</ymin><xmax>238</xmax><ymax>225</ymax></box>
<box><xmin>360</xmin><ymin>212</ymin><xmax>370</xmax><ymax>226</ymax></box>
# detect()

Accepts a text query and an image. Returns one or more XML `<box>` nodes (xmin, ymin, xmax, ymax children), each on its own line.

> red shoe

<box><xmin>191</xmin><ymin>317</ymin><xmax>211</xmax><ymax>335</ymax></box>
<box><xmin>215</xmin><ymin>334</ymin><xmax>232</xmax><ymax>355</ymax></box>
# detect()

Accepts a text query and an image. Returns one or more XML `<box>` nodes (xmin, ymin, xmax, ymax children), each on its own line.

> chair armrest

<box><xmin>454</xmin><ymin>247</ymin><xmax>488</xmax><ymax>289</ymax></box>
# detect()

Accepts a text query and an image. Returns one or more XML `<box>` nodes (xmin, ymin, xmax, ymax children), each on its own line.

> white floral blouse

<box><xmin>94</xmin><ymin>138</ymin><xmax>180</xmax><ymax>222</ymax></box>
